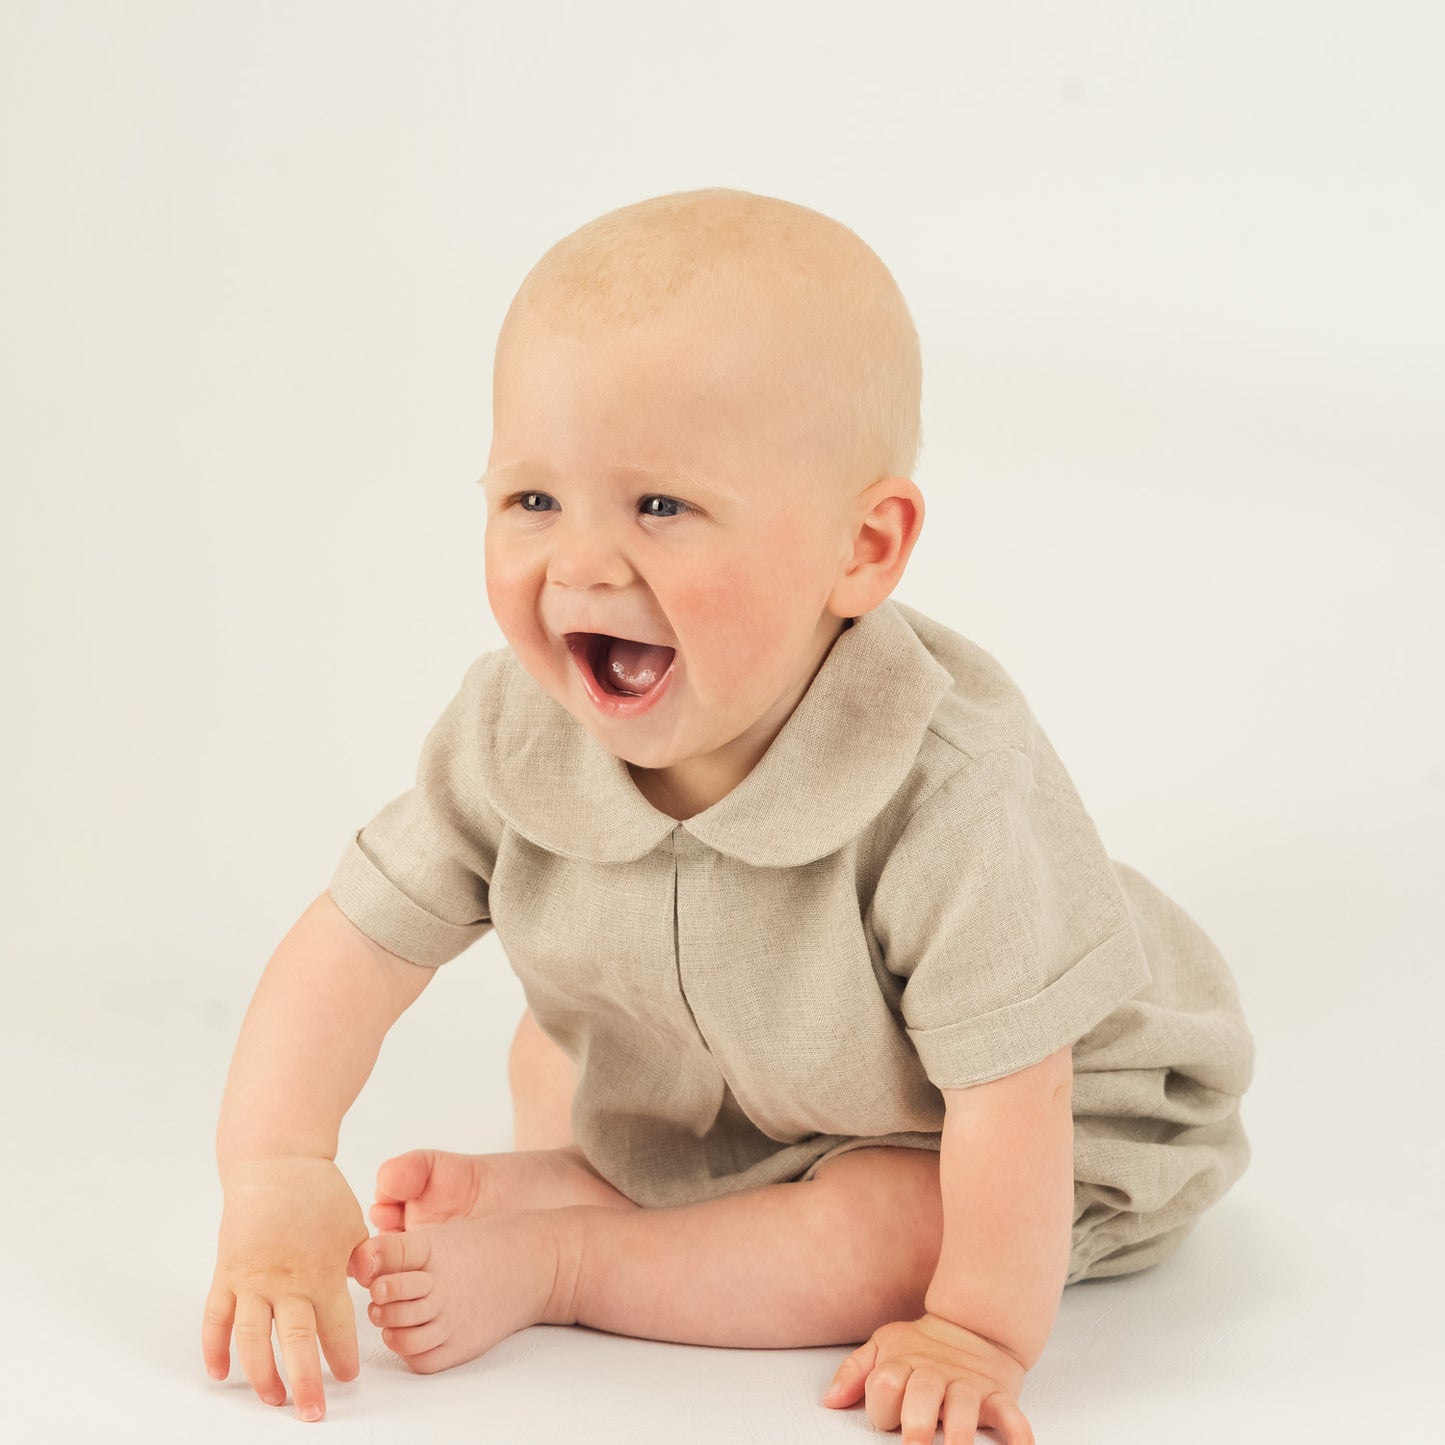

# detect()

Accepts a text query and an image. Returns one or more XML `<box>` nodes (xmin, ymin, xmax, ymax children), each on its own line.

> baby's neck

<box><xmin>627</xmin><ymin>759</ymin><xmax>738</xmax><ymax>821</ymax></box>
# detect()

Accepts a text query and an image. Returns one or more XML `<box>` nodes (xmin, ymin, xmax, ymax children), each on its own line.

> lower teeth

<box><xmin>608</xmin><ymin>663</ymin><xmax>657</xmax><ymax>695</ymax></box>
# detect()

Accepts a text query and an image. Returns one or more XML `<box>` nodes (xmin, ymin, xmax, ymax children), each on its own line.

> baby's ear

<box><xmin>827</xmin><ymin>477</ymin><xmax>924</xmax><ymax>616</ymax></box>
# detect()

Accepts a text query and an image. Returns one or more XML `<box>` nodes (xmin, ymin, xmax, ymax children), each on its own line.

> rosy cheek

<box><xmin>482</xmin><ymin>562</ymin><xmax>512</xmax><ymax>619</ymax></box>
<box><xmin>665</xmin><ymin>563</ymin><xmax>752</xmax><ymax>634</ymax></box>
<box><xmin>484</xmin><ymin>542</ymin><xmax>542</xmax><ymax>642</ymax></box>
<box><xmin>668</xmin><ymin>565</ymin><xmax>796</xmax><ymax>681</ymax></box>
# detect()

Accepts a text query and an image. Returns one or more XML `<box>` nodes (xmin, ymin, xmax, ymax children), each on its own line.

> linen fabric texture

<box><xmin>328</xmin><ymin>599</ymin><xmax>1255</xmax><ymax>1285</ymax></box>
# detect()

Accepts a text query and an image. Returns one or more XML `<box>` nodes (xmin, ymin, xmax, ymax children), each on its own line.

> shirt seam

<box><xmin>917</xmin><ymin>729</ymin><xmax>1088</xmax><ymax>822</ymax></box>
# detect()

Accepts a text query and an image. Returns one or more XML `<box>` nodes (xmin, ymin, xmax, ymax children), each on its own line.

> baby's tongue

<box><xmin>602</xmin><ymin>637</ymin><xmax>674</xmax><ymax>695</ymax></box>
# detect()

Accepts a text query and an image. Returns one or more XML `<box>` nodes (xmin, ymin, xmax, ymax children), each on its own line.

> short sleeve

<box><xmin>869</xmin><ymin>747</ymin><xmax>1151</xmax><ymax>1089</ymax></box>
<box><xmin>327</xmin><ymin>655</ymin><xmax>501</xmax><ymax>968</ymax></box>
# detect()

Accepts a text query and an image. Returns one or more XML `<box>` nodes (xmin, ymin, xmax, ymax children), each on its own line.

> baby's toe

<box><xmin>370</xmin><ymin>1268</ymin><xmax>434</xmax><ymax>1306</ymax></box>
<box><xmin>383</xmin><ymin>1320</ymin><xmax>448</xmax><ymax>1363</ymax></box>
<box><xmin>357</xmin><ymin>1228</ymin><xmax>433</xmax><ymax>1284</ymax></box>
<box><xmin>369</xmin><ymin>1200</ymin><xmax>405</xmax><ymax>1233</ymax></box>
<box><xmin>375</xmin><ymin>1149</ymin><xmax>433</xmax><ymax>1203</ymax></box>
<box><xmin>370</xmin><ymin>1293</ymin><xmax>438</xmax><ymax>1329</ymax></box>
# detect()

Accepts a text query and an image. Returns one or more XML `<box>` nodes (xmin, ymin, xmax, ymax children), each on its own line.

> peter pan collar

<box><xmin>486</xmin><ymin>598</ymin><xmax>953</xmax><ymax>868</ymax></box>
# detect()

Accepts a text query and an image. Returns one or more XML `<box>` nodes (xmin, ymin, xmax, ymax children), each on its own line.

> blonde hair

<box><xmin>498</xmin><ymin>188</ymin><xmax>924</xmax><ymax>487</ymax></box>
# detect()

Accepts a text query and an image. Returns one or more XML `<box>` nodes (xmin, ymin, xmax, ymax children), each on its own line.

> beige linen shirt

<box><xmin>329</xmin><ymin>599</ymin><xmax>1254</xmax><ymax>1284</ymax></box>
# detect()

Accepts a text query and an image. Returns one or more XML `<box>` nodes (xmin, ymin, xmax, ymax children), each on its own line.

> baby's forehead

<box><xmin>495</xmin><ymin>325</ymin><xmax>876</xmax><ymax>511</ymax></box>
<box><xmin>506</xmin><ymin>302</ymin><xmax>816</xmax><ymax>426</ymax></box>
<box><xmin>497</xmin><ymin>194</ymin><xmax>921</xmax><ymax>488</ymax></box>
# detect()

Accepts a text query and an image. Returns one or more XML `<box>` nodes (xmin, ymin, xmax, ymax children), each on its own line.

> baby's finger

<box><xmin>899</xmin><ymin>1371</ymin><xmax>948</xmax><ymax>1445</ymax></box>
<box><xmin>862</xmin><ymin>1364</ymin><xmax>909</xmax><ymax>1432</ymax></box>
<box><xmin>273</xmin><ymin>1294</ymin><xmax>325</xmax><ymax>1422</ymax></box>
<box><xmin>940</xmin><ymin>1381</ymin><xmax>983</xmax><ymax>1445</ymax></box>
<box><xmin>979</xmin><ymin>1389</ymin><xmax>1035</xmax><ymax>1445</ymax></box>
<box><xmin>232</xmin><ymin>1294</ymin><xmax>286</xmax><ymax>1407</ymax></box>
<box><xmin>822</xmin><ymin>1339</ymin><xmax>877</xmax><ymax>1408</ymax></box>
<box><xmin>314</xmin><ymin>1283</ymin><xmax>361</xmax><ymax>1386</ymax></box>
<box><xmin>200</xmin><ymin>1282</ymin><xmax>235</xmax><ymax>1380</ymax></box>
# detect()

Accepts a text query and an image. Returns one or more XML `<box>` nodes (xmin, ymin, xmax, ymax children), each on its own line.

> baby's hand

<box><xmin>202</xmin><ymin>1156</ymin><xmax>369</xmax><ymax>1422</ymax></box>
<box><xmin>822</xmin><ymin>1312</ymin><xmax>1034</xmax><ymax>1445</ymax></box>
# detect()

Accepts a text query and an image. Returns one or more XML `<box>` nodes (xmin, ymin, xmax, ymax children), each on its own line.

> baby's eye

<box><xmin>517</xmin><ymin>491</ymin><xmax>559</xmax><ymax>512</ymax></box>
<box><xmin>639</xmin><ymin>494</ymin><xmax>689</xmax><ymax>519</ymax></box>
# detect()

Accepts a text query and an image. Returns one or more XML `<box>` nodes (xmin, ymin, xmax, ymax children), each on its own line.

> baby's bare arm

<box><xmin>203</xmin><ymin>891</ymin><xmax>435</xmax><ymax>1421</ymax></box>
<box><xmin>820</xmin><ymin>1048</ymin><xmax>1074</xmax><ymax>1445</ymax></box>
<box><xmin>923</xmin><ymin>1046</ymin><xmax>1075</xmax><ymax>1369</ymax></box>
<box><xmin>215</xmin><ymin>890</ymin><xmax>432</xmax><ymax>1167</ymax></box>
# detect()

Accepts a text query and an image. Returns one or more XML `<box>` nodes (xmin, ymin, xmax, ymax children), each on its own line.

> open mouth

<box><xmin>565</xmin><ymin>632</ymin><xmax>678</xmax><ymax>700</ymax></box>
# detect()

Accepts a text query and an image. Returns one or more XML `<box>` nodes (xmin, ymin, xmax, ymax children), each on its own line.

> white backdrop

<box><xmin>2</xmin><ymin>3</ymin><xmax>1440</xmax><ymax>1441</ymax></box>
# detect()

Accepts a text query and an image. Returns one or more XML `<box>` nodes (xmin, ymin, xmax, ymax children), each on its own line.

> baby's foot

<box><xmin>369</xmin><ymin>1145</ymin><xmax>634</xmax><ymax>1232</ymax></box>
<box><xmin>350</xmin><ymin>1211</ymin><xmax>574</xmax><ymax>1374</ymax></box>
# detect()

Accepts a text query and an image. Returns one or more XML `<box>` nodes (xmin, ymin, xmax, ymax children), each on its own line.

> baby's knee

<box><xmin>507</xmin><ymin>1009</ymin><xmax>578</xmax><ymax>1151</ymax></box>
<box><xmin>810</xmin><ymin>1146</ymin><xmax>943</xmax><ymax>1232</ymax></box>
<box><xmin>809</xmin><ymin>1146</ymin><xmax>944</xmax><ymax>1301</ymax></box>
<box><xmin>507</xmin><ymin>1008</ymin><xmax>571</xmax><ymax>1077</ymax></box>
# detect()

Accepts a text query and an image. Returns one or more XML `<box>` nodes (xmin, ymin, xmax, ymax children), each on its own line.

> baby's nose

<box><xmin>545</xmin><ymin>526</ymin><xmax>634</xmax><ymax>589</ymax></box>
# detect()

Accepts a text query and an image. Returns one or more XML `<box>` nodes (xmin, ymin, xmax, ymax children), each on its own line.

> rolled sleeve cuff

<box><xmin>327</xmin><ymin>830</ymin><xmax>492</xmax><ymax>969</ymax></box>
<box><xmin>905</xmin><ymin>924</ymin><xmax>1152</xmax><ymax>1089</ymax></box>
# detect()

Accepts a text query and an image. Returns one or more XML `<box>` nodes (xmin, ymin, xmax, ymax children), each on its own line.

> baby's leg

<box><xmin>555</xmin><ymin>1144</ymin><xmax>946</xmax><ymax>1347</ymax></box>
<box><xmin>507</xmin><ymin>1005</ymin><xmax>577</xmax><ymax>1150</ymax></box>
<box><xmin>356</xmin><ymin>1144</ymin><xmax>945</xmax><ymax>1371</ymax></box>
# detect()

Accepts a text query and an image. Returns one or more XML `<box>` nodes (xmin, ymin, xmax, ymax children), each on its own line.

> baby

<box><xmin>202</xmin><ymin>188</ymin><xmax>1254</xmax><ymax>1443</ymax></box>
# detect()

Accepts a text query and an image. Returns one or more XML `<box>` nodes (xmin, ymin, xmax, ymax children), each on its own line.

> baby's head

<box><xmin>480</xmin><ymin>188</ymin><xmax>925</xmax><ymax>817</ymax></box>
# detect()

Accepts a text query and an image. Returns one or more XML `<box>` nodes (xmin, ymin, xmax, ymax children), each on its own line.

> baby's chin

<box><xmin>573</xmin><ymin>713</ymin><xmax>690</xmax><ymax>771</ymax></box>
<box><xmin>522</xmin><ymin>664</ymin><xmax>670</xmax><ymax>760</ymax></box>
